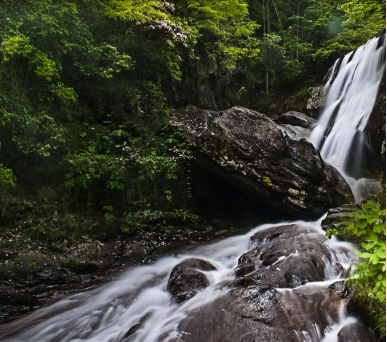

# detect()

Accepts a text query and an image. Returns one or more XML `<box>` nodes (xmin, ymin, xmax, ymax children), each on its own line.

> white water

<box><xmin>309</xmin><ymin>32</ymin><xmax>386</xmax><ymax>197</ymax></box>
<box><xmin>0</xmin><ymin>218</ymin><xmax>356</xmax><ymax>342</ymax></box>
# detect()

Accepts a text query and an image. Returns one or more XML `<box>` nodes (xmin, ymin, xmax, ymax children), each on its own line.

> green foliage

<box><xmin>328</xmin><ymin>201</ymin><xmax>386</xmax><ymax>336</ymax></box>
<box><xmin>0</xmin><ymin>164</ymin><xmax>15</xmax><ymax>192</ymax></box>
<box><xmin>103</xmin><ymin>205</ymin><xmax>115</xmax><ymax>220</ymax></box>
<box><xmin>120</xmin><ymin>209</ymin><xmax>198</xmax><ymax>235</ymax></box>
<box><xmin>0</xmin><ymin>0</ymin><xmax>385</xmax><ymax>245</ymax></box>
<box><xmin>190</xmin><ymin>0</ymin><xmax>261</xmax><ymax>70</ymax></box>
<box><xmin>339</xmin><ymin>0</ymin><xmax>385</xmax><ymax>33</ymax></box>
<box><xmin>65</xmin><ymin>123</ymin><xmax>193</xmax><ymax>213</ymax></box>
<box><xmin>311</xmin><ymin>0</ymin><xmax>385</xmax><ymax>61</ymax></box>
<box><xmin>283</xmin><ymin>86</ymin><xmax>310</xmax><ymax>112</ymax></box>
<box><xmin>95</xmin><ymin>0</ymin><xmax>261</xmax><ymax>71</ymax></box>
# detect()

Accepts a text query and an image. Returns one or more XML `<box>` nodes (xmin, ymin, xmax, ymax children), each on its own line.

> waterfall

<box><xmin>0</xmin><ymin>36</ymin><xmax>384</xmax><ymax>342</ymax></box>
<box><xmin>309</xmin><ymin>31</ymin><xmax>386</xmax><ymax>191</ymax></box>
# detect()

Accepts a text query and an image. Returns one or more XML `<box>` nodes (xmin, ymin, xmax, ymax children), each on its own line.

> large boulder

<box><xmin>338</xmin><ymin>322</ymin><xmax>378</xmax><ymax>342</ymax></box>
<box><xmin>169</xmin><ymin>279</ymin><xmax>354</xmax><ymax>342</ymax></box>
<box><xmin>169</xmin><ymin>284</ymin><xmax>294</xmax><ymax>342</ymax></box>
<box><xmin>172</xmin><ymin>106</ymin><xmax>353</xmax><ymax>219</ymax></box>
<box><xmin>167</xmin><ymin>258</ymin><xmax>216</xmax><ymax>303</ymax></box>
<box><xmin>307</xmin><ymin>85</ymin><xmax>326</xmax><ymax>118</ymax></box>
<box><xmin>235</xmin><ymin>224</ymin><xmax>350</xmax><ymax>288</ymax></box>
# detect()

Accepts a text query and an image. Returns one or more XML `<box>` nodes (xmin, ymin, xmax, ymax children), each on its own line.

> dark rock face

<box><xmin>275</xmin><ymin>111</ymin><xmax>317</xmax><ymax>128</ymax></box>
<box><xmin>172</xmin><ymin>106</ymin><xmax>353</xmax><ymax>219</ymax></box>
<box><xmin>338</xmin><ymin>322</ymin><xmax>378</xmax><ymax>342</ymax></box>
<box><xmin>167</xmin><ymin>258</ymin><xmax>216</xmax><ymax>303</ymax></box>
<box><xmin>235</xmin><ymin>224</ymin><xmax>348</xmax><ymax>288</ymax></box>
<box><xmin>364</xmin><ymin>72</ymin><xmax>386</xmax><ymax>158</ymax></box>
<box><xmin>307</xmin><ymin>85</ymin><xmax>326</xmax><ymax>117</ymax></box>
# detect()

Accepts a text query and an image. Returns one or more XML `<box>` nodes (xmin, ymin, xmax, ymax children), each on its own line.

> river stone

<box><xmin>235</xmin><ymin>224</ymin><xmax>349</xmax><ymax>288</ymax></box>
<box><xmin>168</xmin><ymin>284</ymin><xmax>299</xmax><ymax>342</ymax></box>
<box><xmin>282</xmin><ymin>124</ymin><xmax>312</xmax><ymax>139</ymax></box>
<box><xmin>169</xmin><ymin>279</ymin><xmax>355</xmax><ymax>342</ymax></box>
<box><xmin>275</xmin><ymin>111</ymin><xmax>317</xmax><ymax>128</ymax></box>
<box><xmin>307</xmin><ymin>85</ymin><xmax>326</xmax><ymax>117</ymax></box>
<box><xmin>321</xmin><ymin>204</ymin><xmax>360</xmax><ymax>236</ymax></box>
<box><xmin>167</xmin><ymin>258</ymin><xmax>216</xmax><ymax>303</ymax></box>
<box><xmin>338</xmin><ymin>322</ymin><xmax>378</xmax><ymax>342</ymax></box>
<box><xmin>172</xmin><ymin>106</ymin><xmax>353</xmax><ymax>219</ymax></box>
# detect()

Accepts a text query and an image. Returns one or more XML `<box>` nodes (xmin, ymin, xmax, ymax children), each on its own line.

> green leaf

<box><xmin>360</xmin><ymin>252</ymin><xmax>373</xmax><ymax>259</ymax></box>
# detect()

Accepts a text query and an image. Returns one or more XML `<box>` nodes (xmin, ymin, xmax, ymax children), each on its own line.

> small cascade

<box><xmin>309</xmin><ymin>31</ymin><xmax>386</xmax><ymax>193</ymax></box>
<box><xmin>0</xmin><ymin>219</ymin><xmax>358</xmax><ymax>342</ymax></box>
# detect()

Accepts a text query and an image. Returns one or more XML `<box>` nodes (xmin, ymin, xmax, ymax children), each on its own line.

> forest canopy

<box><xmin>0</xmin><ymin>0</ymin><xmax>385</xmax><ymax>336</ymax></box>
<box><xmin>0</xmin><ymin>0</ymin><xmax>384</xmax><ymax>224</ymax></box>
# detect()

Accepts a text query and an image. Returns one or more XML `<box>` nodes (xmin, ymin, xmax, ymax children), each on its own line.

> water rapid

<box><xmin>309</xmin><ymin>31</ymin><xmax>386</xmax><ymax>199</ymax></box>
<box><xmin>0</xmin><ymin>218</ymin><xmax>355</xmax><ymax>342</ymax></box>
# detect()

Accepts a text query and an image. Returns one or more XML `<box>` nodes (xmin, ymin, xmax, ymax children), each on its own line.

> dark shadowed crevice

<box><xmin>189</xmin><ymin>162</ymin><xmax>292</xmax><ymax>230</ymax></box>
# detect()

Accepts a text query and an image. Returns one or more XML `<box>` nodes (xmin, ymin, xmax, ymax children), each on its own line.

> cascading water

<box><xmin>0</xmin><ymin>34</ymin><xmax>385</xmax><ymax>342</ymax></box>
<box><xmin>0</xmin><ymin>218</ymin><xmax>357</xmax><ymax>342</ymax></box>
<box><xmin>308</xmin><ymin>31</ymin><xmax>386</xmax><ymax>199</ymax></box>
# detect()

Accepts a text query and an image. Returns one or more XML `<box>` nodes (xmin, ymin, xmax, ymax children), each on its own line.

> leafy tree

<box><xmin>258</xmin><ymin>33</ymin><xmax>286</xmax><ymax>93</ymax></box>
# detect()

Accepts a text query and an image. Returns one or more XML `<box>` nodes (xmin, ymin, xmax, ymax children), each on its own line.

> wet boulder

<box><xmin>169</xmin><ymin>284</ymin><xmax>298</xmax><ymax>342</ymax></box>
<box><xmin>172</xmin><ymin>106</ymin><xmax>353</xmax><ymax>219</ymax></box>
<box><xmin>275</xmin><ymin>112</ymin><xmax>317</xmax><ymax>139</ymax></box>
<box><xmin>281</xmin><ymin>124</ymin><xmax>312</xmax><ymax>139</ymax></box>
<box><xmin>124</xmin><ymin>312</ymin><xmax>153</xmax><ymax>340</ymax></box>
<box><xmin>307</xmin><ymin>85</ymin><xmax>326</xmax><ymax>117</ymax></box>
<box><xmin>169</xmin><ymin>279</ymin><xmax>355</xmax><ymax>342</ymax></box>
<box><xmin>338</xmin><ymin>322</ymin><xmax>378</xmax><ymax>342</ymax></box>
<box><xmin>275</xmin><ymin>111</ymin><xmax>317</xmax><ymax>128</ymax></box>
<box><xmin>167</xmin><ymin>258</ymin><xmax>216</xmax><ymax>303</ymax></box>
<box><xmin>235</xmin><ymin>224</ymin><xmax>350</xmax><ymax>288</ymax></box>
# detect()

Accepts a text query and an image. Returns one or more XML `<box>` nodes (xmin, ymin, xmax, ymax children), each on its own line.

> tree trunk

<box><xmin>263</xmin><ymin>0</ymin><xmax>266</xmax><ymax>34</ymax></box>
<box><xmin>296</xmin><ymin>3</ymin><xmax>300</xmax><ymax>60</ymax></box>
<box><xmin>267</xmin><ymin>0</ymin><xmax>271</xmax><ymax>33</ymax></box>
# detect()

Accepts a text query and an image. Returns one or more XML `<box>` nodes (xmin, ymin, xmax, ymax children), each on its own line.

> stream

<box><xmin>0</xmin><ymin>217</ymin><xmax>356</xmax><ymax>342</ymax></box>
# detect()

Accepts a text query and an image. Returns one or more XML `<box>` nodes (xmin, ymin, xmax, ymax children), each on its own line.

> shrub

<box><xmin>327</xmin><ymin>200</ymin><xmax>386</xmax><ymax>337</ymax></box>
